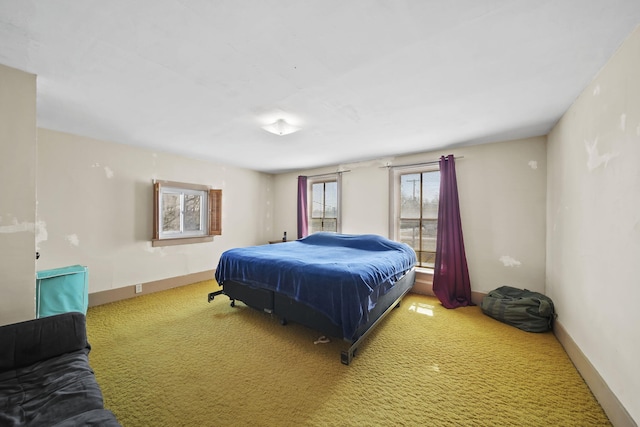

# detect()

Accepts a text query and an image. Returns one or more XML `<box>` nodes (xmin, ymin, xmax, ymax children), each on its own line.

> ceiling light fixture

<box><xmin>262</xmin><ymin>119</ymin><xmax>300</xmax><ymax>136</ymax></box>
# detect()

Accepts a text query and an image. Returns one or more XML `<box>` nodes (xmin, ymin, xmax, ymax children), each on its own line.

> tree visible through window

<box><xmin>161</xmin><ymin>191</ymin><xmax>203</xmax><ymax>235</ymax></box>
<box><xmin>152</xmin><ymin>180</ymin><xmax>221</xmax><ymax>247</ymax></box>
<box><xmin>398</xmin><ymin>170</ymin><xmax>440</xmax><ymax>268</ymax></box>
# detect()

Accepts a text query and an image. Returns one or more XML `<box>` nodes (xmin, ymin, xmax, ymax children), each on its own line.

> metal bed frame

<box><xmin>208</xmin><ymin>268</ymin><xmax>415</xmax><ymax>365</ymax></box>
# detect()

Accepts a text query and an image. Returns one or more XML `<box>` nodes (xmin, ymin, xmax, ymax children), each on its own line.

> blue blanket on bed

<box><xmin>215</xmin><ymin>233</ymin><xmax>416</xmax><ymax>339</ymax></box>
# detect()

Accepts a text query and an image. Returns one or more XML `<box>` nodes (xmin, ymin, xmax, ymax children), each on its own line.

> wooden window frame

<box><xmin>152</xmin><ymin>180</ymin><xmax>222</xmax><ymax>247</ymax></box>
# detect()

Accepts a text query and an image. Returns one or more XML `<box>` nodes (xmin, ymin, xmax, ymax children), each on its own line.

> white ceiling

<box><xmin>1</xmin><ymin>1</ymin><xmax>639</xmax><ymax>173</ymax></box>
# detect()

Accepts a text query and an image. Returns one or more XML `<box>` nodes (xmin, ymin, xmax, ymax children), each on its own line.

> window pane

<box><xmin>155</xmin><ymin>182</ymin><xmax>219</xmax><ymax>244</ymax></box>
<box><xmin>183</xmin><ymin>194</ymin><xmax>202</xmax><ymax>232</ymax></box>
<box><xmin>399</xmin><ymin>219</ymin><xmax>420</xmax><ymax>250</ymax></box>
<box><xmin>162</xmin><ymin>193</ymin><xmax>181</xmax><ymax>233</ymax></box>
<box><xmin>420</xmin><ymin>251</ymin><xmax>436</xmax><ymax>269</ymax></box>
<box><xmin>310</xmin><ymin>218</ymin><xmax>323</xmax><ymax>233</ymax></box>
<box><xmin>422</xmin><ymin>171</ymin><xmax>440</xmax><ymax>219</ymax></box>
<box><xmin>322</xmin><ymin>218</ymin><xmax>337</xmax><ymax>232</ymax></box>
<box><xmin>400</xmin><ymin>173</ymin><xmax>421</xmax><ymax>218</ymax></box>
<box><xmin>324</xmin><ymin>182</ymin><xmax>337</xmax><ymax>218</ymax></box>
<box><xmin>311</xmin><ymin>183</ymin><xmax>324</xmax><ymax>218</ymax></box>
<box><xmin>421</xmin><ymin>219</ymin><xmax>438</xmax><ymax>252</ymax></box>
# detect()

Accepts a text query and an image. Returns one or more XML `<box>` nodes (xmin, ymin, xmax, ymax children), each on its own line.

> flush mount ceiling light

<box><xmin>262</xmin><ymin>119</ymin><xmax>300</xmax><ymax>136</ymax></box>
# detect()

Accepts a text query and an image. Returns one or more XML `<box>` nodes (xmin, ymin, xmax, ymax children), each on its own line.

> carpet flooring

<box><xmin>86</xmin><ymin>280</ymin><xmax>611</xmax><ymax>426</ymax></box>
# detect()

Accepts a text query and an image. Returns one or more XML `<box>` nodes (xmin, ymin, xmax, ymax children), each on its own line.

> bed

<box><xmin>208</xmin><ymin>232</ymin><xmax>416</xmax><ymax>364</ymax></box>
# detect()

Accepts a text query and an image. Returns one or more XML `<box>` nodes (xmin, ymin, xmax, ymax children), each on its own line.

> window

<box><xmin>152</xmin><ymin>180</ymin><xmax>221</xmax><ymax>247</ymax></box>
<box><xmin>309</xmin><ymin>174</ymin><xmax>341</xmax><ymax>234</ymax></box>
<box><xmin>390</xmin><ymin>166</ymin><xmax>440</xmax><ymax>268</ymax></box>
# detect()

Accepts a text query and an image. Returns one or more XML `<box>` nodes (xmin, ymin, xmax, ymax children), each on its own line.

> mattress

<box><xmin>215</xmin><ymin>232</ymin><xmax>416</xmax><ymax>338</ymax></box>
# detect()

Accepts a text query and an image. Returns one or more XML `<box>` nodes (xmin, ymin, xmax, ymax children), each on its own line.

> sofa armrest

<box><xmin>0</xmin><ymin>312</ymin><xmax>89</xmax><ymax>373</ymax></box>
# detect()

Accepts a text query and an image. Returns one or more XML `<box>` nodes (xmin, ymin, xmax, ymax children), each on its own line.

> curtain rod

<box><xmin>303</xmin><ymin>170</ymin><xmax>351</xmax><ymax>179</ymax></box>
<box><xmin>382</xmin><ymin>156</ymin><xmax>464</xmax><ymax>170</ymax></box>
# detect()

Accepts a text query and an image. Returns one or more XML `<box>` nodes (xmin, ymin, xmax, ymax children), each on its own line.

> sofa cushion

<box><xmin>0</xmin><ymin>347</ymin><xmax>115</xmax><ymax>426</ymax></box>
<box><xmin>51</xmin><ymin>408</ymin><xmax>121</xmax><ymax>427</ymax></box>
<box><xmin>0</xmin><ymin>312</ymin><xmax>88</xmax><ymax>373</ymax></box>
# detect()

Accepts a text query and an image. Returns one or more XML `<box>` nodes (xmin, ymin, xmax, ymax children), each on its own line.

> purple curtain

<box><xmin>297</xmin><ymin>176</ymin><xmax>308</xmax><ymax>239</ymax></box>
<box><xmin>432</xmin><ymin>155</ymin><xmax>473</xmax><ymax>308</ymax></box>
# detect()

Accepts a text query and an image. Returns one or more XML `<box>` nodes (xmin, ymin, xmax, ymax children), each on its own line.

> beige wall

<box><xmin>36</xmin><ymin>128</ymin><xmax>273</xmax><ymax>294</ymax></box>
<box><xmin>0</xmin><ymin>64</ymin><xmax>37</xmax><ymax>325</ymax></box>
<box><xmin>547</xmin><ymin>26</ymin><xmax>640</xmax><ymax>423</ymax></box>
<box><xmin>272</xmin><ymin>136</ymin><xmax>547</xmax><ymax>294</ymax></box>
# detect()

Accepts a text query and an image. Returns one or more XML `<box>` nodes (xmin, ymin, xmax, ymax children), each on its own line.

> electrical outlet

<box><xmin>135</xmin><ymin>284</ymin><xmax>142</xmax><ymax>294</ymax></box>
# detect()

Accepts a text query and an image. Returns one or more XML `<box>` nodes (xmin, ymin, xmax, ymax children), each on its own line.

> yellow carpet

<box><xmin>86</xmin><ymin>281</ymin><xmax>610</xmax><ymax>426</ymax></box>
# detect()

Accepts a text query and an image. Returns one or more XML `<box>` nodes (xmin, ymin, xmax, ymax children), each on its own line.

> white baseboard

<box><xmin>553</xmin><ymin>321</ymin><xmax>636</xmax><ymax>427</ymax></box>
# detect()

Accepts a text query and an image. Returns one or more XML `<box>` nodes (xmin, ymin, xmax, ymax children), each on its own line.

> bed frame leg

<box><xmin>208</xmin><ymin>290</ymin><xmax>237</xmax><ymax>308</ymax></box>
<box><xmin>207</xmin><ymin>290</ymin><xmax>225</xmax><ymax>303</ymax></box>
<box><xmin>341</xmin><ymin>347</ymin><xmax>357</xmax><ymax>365</ymax></box>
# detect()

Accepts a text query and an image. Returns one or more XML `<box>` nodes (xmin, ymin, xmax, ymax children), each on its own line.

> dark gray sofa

<box><xmin>0</xmin><ymin>311</ymin><xmax>121</xmax><ymax>426</ymax></box>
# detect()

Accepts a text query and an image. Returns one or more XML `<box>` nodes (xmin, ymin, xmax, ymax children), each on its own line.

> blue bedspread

<box><xmin>215</xmin><ymin>233</ymin><xmax>416</xmax><ymax>339</ymax></box>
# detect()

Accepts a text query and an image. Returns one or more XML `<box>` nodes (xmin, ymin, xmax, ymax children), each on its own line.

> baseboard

<box><xmin>410</xmin><ymin>270</ymin><xmax>485</xmax><ymax>305</ymax></box>
<box><xmin>554</xmin><ymin>321</ymin><xmax>636</xmax><ymax>427</ymax></box>
<box><xmin>88</xmin><ymin>270</ymin><xmax>215</xmax><ymax>307</ymax></box>
<box><xmin>410</xmin><ymin>269</ymin><xmax>434</xmax><ymax>296</ymax></box>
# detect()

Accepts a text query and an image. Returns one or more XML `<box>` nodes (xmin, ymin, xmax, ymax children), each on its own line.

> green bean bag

<box><xmin>481</xmin><ymin>286</ymin><xmax>555</xmax><ymax>332</ymax></box>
